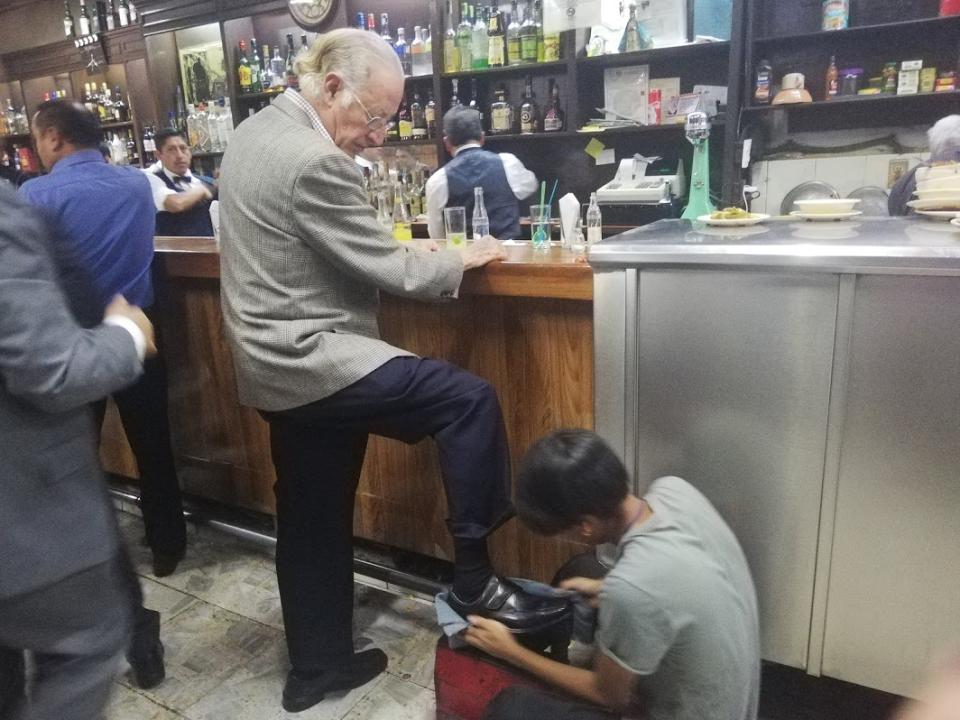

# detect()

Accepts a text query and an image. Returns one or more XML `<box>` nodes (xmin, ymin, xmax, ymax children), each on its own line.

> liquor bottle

<box><xmin>300</xmin><ymin>34</ymin><xmax>308</xmax><ymax>51</ymax></box>
<box><xmin>392</xmin><ymin>185</ymin><xmax>412</xmax><ymax>242</ymax></box>
<box><xmin>489</xmin><ymin>84</ymin><xmax>512</xmax><ymax>134</ymax></box>
<box><xmin>487</xmin><ymin>2</ymin><xmax>506</xmax><ymax>68</ymax></box>
<box><xmin>520</xmin><ymin>0</ymin><xmax>537</xmax><ymax>63</ymax></box>
<box><xmin>825</xmin><ymin>55</ymin><xmax>839</xmax><ymax>100</ymax></box>
<box><xmin>411</xmin><ymin>26</ymin><xmax>428</xmax><ymax>75</ymax></box>
<box><xmin>185</xmin><ymin>104</ymin><xmax>198</xmax><ymax>148</ymax></box>
<box><xmin>238</xmin><ymin>40</ymin><xmax>253</xmax><ymax>94</ymax></box>
<box><xmin>129</xmin><ymin>1</ymin><xmax>137</xmax><ymax>22</ymax></box>
<box><xmin>397</xmin><ymin>94</ymin><xmax>412</xmax><ymax>140</ymax></box>
<box><xmin>90</xmin><ymin>1</ymin><xmax>101</xmax><ymax>33</ymax></box>
<box><xmin>380</xmin><ymin>13</ymin><xmax>392</xmax><ymax>43</ymax></box>
<box><xmin>271</xmin><ymin>46</ymin><xmax>286</xmax><ymax>87</ymax></box>
<box><xmin>586</xmin><ymin>192</ymin><xmax>602</xmax><ymax>245</ymax></box>
<box><xmin>619</xmin><ymin>4</ymin><xmax>652</xmax><ymax>53</ymax></box>
<box><xmin>113</xmin><ymin>85</ymin><xmax>128</xmax><ymax>121</ymax></box>
<box><xmin>423</xmin><ymin>26</ymin><xmax>433</xmax><ymax>73</ymax></box>
<box><xmin>507</xmin><ymin>0</ymin><xmax>522</xmax><ymax>65</ymax></box>
<box><xmin>366</xmin><ymin>12</ymin><xmax>376</xmax><ymax>31</ymax></box>
<box><xmin>753</xmin><ymin>59</ymin><xmax>772</xmax><ymax>105</ymax></box>
<box><xmin>260</xmin><ymin>44</ymin><xmax>274</xmax><ymax>88</ymax></box>
<box><xmin>105</xmin><ymin>0</ymin><xmax>115</xmax><ymax>30</ymax></box>
<box><xmin>450</xmin><ymin>78</ymin><xmax>462</xmax><ymax>107</ymax></box>
<box><xmin>411</xmin><ymin>90</ymin><xmax>427</xmax><ymax>139</ymax></box>
<box><xmin>206</xmin><ymin>102</ymin><xmax>221</xmax><ymax>151</ymax></box>
<box><xmin>82</xmin><ymin>83</ymin><xmax>95</xmax><ymax>113</ymax></box>
<box><xmin>471</xmin><ymin>5</ymin><xmax>488</xmax><ymax>69</ymax></box>
<box><xmin>395</xmin><ymin>27</ymin><xmax>412</xmax><ymax>76</ymax></box>
<box><xmin>110</xmin><ymin>132</ymin><xmax>126</xmax><ymax>164</ymax></box>
<box><xmin>218</xmin><ymin>97</ymin><xmax>234</xmax><ymax>148</ymax></box>
<box><xmin>142</xmin><ymin>124</ymin><xmax>155</xmax><ymax>163</ymax></box>
<box><xmin>355</xmin><ymin>11</ymin><xmax>365</xmax><ymax>29</ymax></box>
<box><xmin>285</xmin><ymin>34</ymin><xmax>298</xmax><ymax>89</ymax></box>
<box><xmin>409</xmin><ymin>171</ymin><xmax>424</xmax><ymax>216</ymax></box>
<box><xmin>444</xmin><ymin>0</ymin><xmax>460</xmax><ymax>73</ymax></box>
<box><xmin>249</xmin><ymin>39</ymin><xmax>263</xmax><ymax>92</ymax></box>
<box><xmin>534</xmin><ymin>0</ymin><xmax>544</xmax><ymax>62</ymax></box>
<box><xmin>543</xmin><ymin>78</ymin><xmax>564</xmax><ymax>131</ymax></box>
<box><xmin>468</xmin><ymin>78</ymin><xmax>484</xmax><ymax>127</ymax></box>
<box><xmin>118</xmin><ymin>0</ymin><xmax>129</xmax><ymax>26</ymax></box>
<box><xmin>425</xmin><ymin>89</ymin><xmax>437</xmax><ymax>138</ymax></box>
<box><xmin>125</xmin><ymin>131</ymin><xmax>139</xmax><ymax>165</ymax></box>
<box><xmin>99</xmin><ymin>83</ymin><xmax>112</xmax><ymax>121</ymax></box>
<box><xmin>541</xmin><ymin>6</ymin><xmax>560</xmax><ymax>62</ymax></box>
<box><xmin>64</xmin><ymin>0</ymin><xmax>76</xmax><ymax>37</ymax></box>
<box><xmin>519</xmin><ymin>75</ymin><xmax>538</xmax><ymax>133</ymax></box>
<box><xmin>457</xmin><ymin>4</ymin><xmax>474</xmax><ymax>71</ymax></box>
<box><xmin>472</xmin><ymin>187</ymin><xmax>489</xmax><ymax>239</ymax></box>
<box><xmin>78</xmin><ymin>0</ymin><xmax>91</xmax><ymax>36</ymax></box>
<box><xmin>195</xmin><ymin>103</ymin><xmax>211</xmax><ymax>151</ymax></box>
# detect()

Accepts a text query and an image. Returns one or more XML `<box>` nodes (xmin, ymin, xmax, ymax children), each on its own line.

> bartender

<box><xmin>425</xmin><ymin>105</ymin><xmax>537</xmax><ymax>240</ymax></box>
<box><xmin>889</xmin><ymin>114</ymin><xmax>960</xmax><ymax>216</ymax></box>
<box><xmin>146</xmin><ymin>129</ymin><xmax>216</xmax><ymax>236</ymax></box>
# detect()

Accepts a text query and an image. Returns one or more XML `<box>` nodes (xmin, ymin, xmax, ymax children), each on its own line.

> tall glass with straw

<box><xmin>530</xmin><ymin>180</ymin><xmax>550</xmax><ymax>252</ymax></box>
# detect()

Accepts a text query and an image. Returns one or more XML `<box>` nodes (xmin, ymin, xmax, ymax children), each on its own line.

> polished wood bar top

<box><xmin>154</xmin><ymin>236</ymin><xmax>593</xmax><ymax>301</ymax></box>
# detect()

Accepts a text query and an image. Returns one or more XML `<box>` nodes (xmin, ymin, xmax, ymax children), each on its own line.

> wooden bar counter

<box><xmin>101</xmin><ymin>237</ymin><xmax>594</xmax><ymax>581</ymax></box>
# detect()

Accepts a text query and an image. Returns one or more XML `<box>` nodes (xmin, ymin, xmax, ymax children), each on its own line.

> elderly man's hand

<box><xmin>459</xmin><ymin>236</ymin><xmax>507</xmax><ymax>270</ymax></box>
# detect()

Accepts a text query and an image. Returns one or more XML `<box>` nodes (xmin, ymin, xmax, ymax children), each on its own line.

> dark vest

<box><xmin>154</xmin><ymin>169</ymin><xmax>215</xmax><ymax>237</ymax></box>
<box><xmin>445</xmin><ymin>147</ymin><xmax>521</xmax><ymax>240</ymax></box>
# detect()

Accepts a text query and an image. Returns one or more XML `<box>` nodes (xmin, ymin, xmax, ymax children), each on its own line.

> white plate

<box><xmin>698</xmin><ymin>213</ymin><xmax>770</xmax><ymax>227</ymax></box>
<box><xmin>917</xmin><ymin>176</ymin><xmax>960</xmax><ymax>192</ymax></box>
<box><xmin>793</xmin><ymin>198</ymin><xmax>861</xmax><ymax>214</ymax></box>
<box><xmin>912</xmin><ymin>189</ymin><xmax>960</xmax><ymax>200</ymax></box>
<box><xmin>790</xmin><ymin>210</ymin><xmax>863</xmax><ymax>221</ymax></box>
<box><xmin>908</xmin><ymin>198</ymin><xmax>960</xmax><ymax>211</ymax></box>
<box><xmin>915</xmin><ymin>210</ymin><xmax>960</xmax><ymax>220</ymax></box>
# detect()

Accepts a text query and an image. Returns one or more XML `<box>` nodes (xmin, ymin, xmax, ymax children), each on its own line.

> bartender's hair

<box><xmin>516</xmin><ymin>429</ymin><xmax>630</xmax><ymax>536</ymax></box>
<box><xmin>443</xmin><ymin>106</ymin><xmax>483</xmax><ymax>147</ymax></box>
<box><xmin>155</xmin><ymin>128</ymin><xmax>187</xmax><ymax>152</ymax></box>
<box><xmin>928</xmin><ymin>115</ymin><xmax>960</xmax><ymax>162</ymax></box>
<box><xmin>296</xmin><ymin>28</ymin><xmax>402</xmax><ymax>104</ymax></box>
<box><xmin>33</xmin><ymin>100</ymin><xmax>100</xmax><ymax>149</ymax></box>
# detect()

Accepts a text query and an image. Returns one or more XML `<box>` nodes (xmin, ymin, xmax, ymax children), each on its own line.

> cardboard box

<box><xmin>898</xmin><ymin>60</ymin><xmax>922</xmax><ymax>96</ymax></box>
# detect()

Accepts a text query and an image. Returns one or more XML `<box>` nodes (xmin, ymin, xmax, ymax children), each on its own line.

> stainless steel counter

<box><xmin>591</xmin><ymin>215</ymin><xmax>960</xmax><ymax>697</ymax></box>
<box><xmin>589</xmin><ymin>217</ymin><xmax>960</xmax><ymax>275</ymax></box>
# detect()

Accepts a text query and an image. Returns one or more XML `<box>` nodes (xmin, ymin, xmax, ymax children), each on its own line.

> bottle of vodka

<box><xmin>472</xmin><ymin>187</ymin><xmax>489</xmax><ymax>240</ymax></box>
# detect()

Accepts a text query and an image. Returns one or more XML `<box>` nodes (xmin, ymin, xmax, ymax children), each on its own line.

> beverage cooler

<box><xmin>588</xmin><ymin>219</ymin><xmax>960</xmax><ymax>698</ymax></box>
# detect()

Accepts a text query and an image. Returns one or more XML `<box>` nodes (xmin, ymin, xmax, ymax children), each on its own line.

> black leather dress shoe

<box><xmin>448</xmin><ymin>575</ymin><xmax>571</xmax><ymax>632</ymax></box>
<box><xmin>282</xmin><ymin>648</ymin><xmax>387</xmax><ymax>713</ymax></box>
<box><xmin>152</xmin><ymin>548</ymin><xmax>185</xmax><ymax>578</ymax></box>
<box><xmin>127</xmin><ymin>608</ymin><xmax>165</xmax><ymax>690</ymax></box>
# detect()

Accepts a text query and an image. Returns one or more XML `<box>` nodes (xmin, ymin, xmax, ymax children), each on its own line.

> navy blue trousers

<box><xmin>265</xmin><ymin>357</ymin><xmax>514</xmax><ymax>672</ymax></box>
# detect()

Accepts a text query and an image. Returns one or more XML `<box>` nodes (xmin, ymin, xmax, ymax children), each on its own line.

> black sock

<box><xmin>452</xmin><ymin>537</ymin><xmax>494</xmax><ymax>602</ymax></box>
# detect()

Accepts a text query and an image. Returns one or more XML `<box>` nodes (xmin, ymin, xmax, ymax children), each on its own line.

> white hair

<box><xmin>928</xmin><ymin>115</ymin><xmax>960</xmax><ymax>162</ymax></box>
<box><xmin>295</xmin><ymin>28</ymin><xmax>402</xmax><ymax>105</ymax></box>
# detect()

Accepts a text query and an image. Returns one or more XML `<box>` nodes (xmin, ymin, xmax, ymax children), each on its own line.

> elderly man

<box><xmin>426</xmin><ymin>105</ymin><xmax>537</xmax><ymax>240</ymax></box>
<box><xmin>889</xmin><ymin>114</ymin><xmax>960</xmax><ymax>216</ymax></box>
<box><xmin>218</xmin><ymin>28</ymin><xmax>567</xmax><ymax>713</ymax></box>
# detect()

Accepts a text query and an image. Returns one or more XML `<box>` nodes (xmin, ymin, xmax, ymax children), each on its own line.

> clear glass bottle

<box><xmin>586</xmin><ymin>192</ymin><xmax>602</xmax><ymax>246</ymax></box>
<box><xmin>520</xmin><ymin>0</ymin><xmax>537</xmax><ymax>63</ymax></box>
<box><xmin>412</xmin><ymin>26</ymin><xmax>430</xmax><ymax>75</ymax></box>
<box><xmin>64</xmin><ymin>0</ymin><xmax>76</xmax><ymax>38</ymax></box>
<box><xmin>444</xmin><ymin>0</ymin><xmax>460</xmax><ymax>73</ymax></box>
<box><xmin>118</xmin><ymin>0</ymin><xmax>129</xmax><ymax>27</ymax></box>
<box><xmin>457</xmin><ymin>4</ymin><xmax>474</xmax><ymax>70</ymax></box>
<box><xmin>425</xmin><ymin>89</ymin><xmax>437</xmax><ymax>138</ymax></box>
<box><xmin>472</xmin><ymin>186</ymin><xmax>489</xmax><ymax>239</ymax></box>
<box><xmin>185</xmin><ymin>104</ymin><xmax>198</xmax><ymax>149</ymax></box>
<box><xmin>285</xmin><ymin>34</ymin><xmax>298</xmax><ymax>89</ymax></box>
<box><xmin>105</xmin><ymin>0</ymin><xmax>115</xmax><ymax>30</ymax></box>
<box><xmin>270</xmin><ymin>46</ymin><xmax>286</xmax><ymax>87</ymax></box>
<box><xmin>472</xmin><ymin>5</ymin><xmax>488</xmax><ymax>69</ymax></box>
<box><xmin>507</xmin><ymin>0</ymin><xmax>522</xmax><ymax>65</ymax></box>
<box><xmin>377</xmin><ymin>190</ymin><xmax>393</xmax><ymax>230</ymax></box>
<box><xmin>249</xmin><ymin>38</ymin><xmax>262</xmax><ymax>92</ymax></box>
<box><xmin>260</xmin><ymin>44</ymin><xmax>274</xmax><ymax>88</ymax></box>
<box><xmin>78</xmin><ymin>0</ymin><xmax>91</xmax><ymax>36</ymax></box>
<box><xmin>380</xmin><ymin>13</ymin><xmax>392</xmax><ymax>43</ymax></box>
<box><xmin>392</xmin><ymin>185</ymin><xmax>413</xmax><ymax>242</ymax></box>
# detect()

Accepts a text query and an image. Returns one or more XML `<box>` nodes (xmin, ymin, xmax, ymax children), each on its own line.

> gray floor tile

<box><xmin>342</xmin><ymin>674</ymin><xmax>436</xmax><ymax>720</ymax></box>
<box><xmin>105</xmin><ymin>684</ymin><xmax>185</xmax><ymax>719</ymax></box>
<box><xmin>140</xmin><ymin>577</ymin><xmax>200</xmax><ymax>623</ymax></box>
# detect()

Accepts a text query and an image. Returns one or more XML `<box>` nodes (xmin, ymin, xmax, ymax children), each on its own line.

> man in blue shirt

<box><xmin>20</xmin><ymin>100</ymin><xmax>187</xmax><ymax>580</ymax></box>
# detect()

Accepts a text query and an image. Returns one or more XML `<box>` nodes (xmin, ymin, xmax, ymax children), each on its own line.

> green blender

<box><xmin>680</xmin><ymin>111</ymin><xmax>716</xmax><ymax>221</ymax></box>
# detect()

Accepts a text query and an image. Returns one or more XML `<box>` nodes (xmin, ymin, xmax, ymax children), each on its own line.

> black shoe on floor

<box><xmin>151</xmin><ymin>548</ymin><xmax>185</xmax><ymax>578</ymax></box>
<box><xmin>448</xmin><ymin>575</ymin><xmax>571</xmax><ymax>632</ymax></box>
<box><xmin>282</xmin><ymin>649</ymin><xmax>388</xmax><ymax>713</ymax></box>
<box><xmin>127</xmin><ymin>608</ymin><xmax>165</xmax><ymax>690</ymax></box>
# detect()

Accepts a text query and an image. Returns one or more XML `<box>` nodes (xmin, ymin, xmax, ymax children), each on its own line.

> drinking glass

<box><xmin>444</xmin><ymin>207</ymin><xmax>467</xmax><ymax>248</ymax></box>
<box><xmin>530</xmin><ymin>204</ymin><xmax>551</xmax><ymax>252</ymax></box>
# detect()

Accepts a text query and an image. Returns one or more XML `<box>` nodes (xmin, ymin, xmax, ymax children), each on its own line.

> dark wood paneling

<box><xmin>143</xmin><ymin>31</ymin><xmax>180</xmax><ymax>126</ymax></box>
<box><xmin>103</xmin><ymin>25</ymin><xmax>147</xmax><ymax>63</ymax></box>
<box><xmin>138</xmin><ymin>0</ymin><xmax>218</xmax><ymax>35</ymax></box>
<box><xmin>11</xmin><ymin>38</ymin><xmax>105</xmax><ymax>80</ymax></box>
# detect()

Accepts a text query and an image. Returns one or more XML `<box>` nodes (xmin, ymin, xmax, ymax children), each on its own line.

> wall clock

<box><xmin>288</xmin><ymin>0</ymin><xmax>339</xmax><ymax>31</ymax></box>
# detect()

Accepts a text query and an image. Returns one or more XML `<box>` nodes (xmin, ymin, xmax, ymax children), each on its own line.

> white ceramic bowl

<box><xmin>793</xmin><ymin>198</ymin><xmax>861</xmax><ymax>214</ymax></box>
<box><xmin>917</xmin><ymin>164</ymin><xmax>960</xmax><ymax>183</ymax></box>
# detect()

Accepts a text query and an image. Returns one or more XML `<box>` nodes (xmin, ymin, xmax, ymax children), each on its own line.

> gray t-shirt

<box><xmin>595</xmin><ymin>476</ymin><xmax>760</xmax><ymax>720</ymax></box>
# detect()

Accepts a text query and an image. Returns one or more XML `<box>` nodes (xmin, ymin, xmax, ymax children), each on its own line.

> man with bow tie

<box><xmin>147</xmin><ymin>129</ymin><xmax>217</xmax><ymax>237</ymax></box>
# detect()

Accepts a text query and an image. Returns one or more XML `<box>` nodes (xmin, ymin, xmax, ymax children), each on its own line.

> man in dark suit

<box><xmin>0</xmin><ymin>184</ymin><xmax>155</xmax><ymax>719</ymax></box>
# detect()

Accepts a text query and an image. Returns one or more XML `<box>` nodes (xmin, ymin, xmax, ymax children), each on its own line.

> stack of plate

<box><xmin>907</xmin><ymin>163</ymin><xmax>960</xmax><ymax>219</ymax></box>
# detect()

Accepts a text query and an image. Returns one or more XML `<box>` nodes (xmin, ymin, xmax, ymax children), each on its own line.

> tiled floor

<box><xmin>110</xmin><ymin>507</ymin><xmax>904</xmax><ymax>720</ymax></box>
<box><xmin>110</xmin><ymin>509</ymin><xmax>440</xmax><ymax>720</ymax></box>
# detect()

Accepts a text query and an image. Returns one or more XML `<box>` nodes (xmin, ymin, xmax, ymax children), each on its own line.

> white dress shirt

<box><xmin>425</xmin><ymin>143</ymin><xmax>538</xmax><ymax>240</ymax></box>
<box><xmin>144</xmin><ymin>166</ymin><xmax>198</xmax><ymax>212</ymax></box>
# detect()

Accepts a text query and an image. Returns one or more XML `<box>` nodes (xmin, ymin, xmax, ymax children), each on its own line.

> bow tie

<box><xmin>174</xmin><ymin>175</ymin><xmax>192</xmax><ymax>184</ymax></box>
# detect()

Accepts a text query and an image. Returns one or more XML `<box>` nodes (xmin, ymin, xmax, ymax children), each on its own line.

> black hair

<box><xmin>154</xmin><ymin>128</ymin><xmax>187</xmax><ymax>152</ymax></box>
<box><xmin>33</xmin><ymin>100</ymin><xmax>101</xmax><ymax>149</ymax></box>
<box><xmin>442</xmin><ymin>105</ymin><xmax>483</xmax><ymax>147</ymax></box>
<box><xmin>515</xmin><ymin>429</ymin><xmax>630</xmax><ymax>536</ymax></box>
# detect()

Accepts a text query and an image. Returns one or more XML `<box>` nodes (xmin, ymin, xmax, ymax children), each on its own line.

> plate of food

<box><xmin>699</xmin><ymin>208</ymin><xmax>770</xmax><ymax>226</ymax></box>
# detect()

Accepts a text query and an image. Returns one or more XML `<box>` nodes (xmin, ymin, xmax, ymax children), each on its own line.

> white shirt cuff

<box><xmin>103</xmin><ymin>316</ymin><xmax>147</xmax><ymax>363</ymax></box>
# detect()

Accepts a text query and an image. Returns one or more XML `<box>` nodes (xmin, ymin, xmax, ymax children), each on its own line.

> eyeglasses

<box><xmin>348</xmin><ymin>88</ymin><xmax>396</xmax><ymax>133</ymax></box>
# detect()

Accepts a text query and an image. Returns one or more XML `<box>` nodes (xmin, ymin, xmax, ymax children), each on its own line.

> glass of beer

<box><xmin>444</xmin><ymin>207</ymin><xmax>467</xmax><ymax>248</ymax></box>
